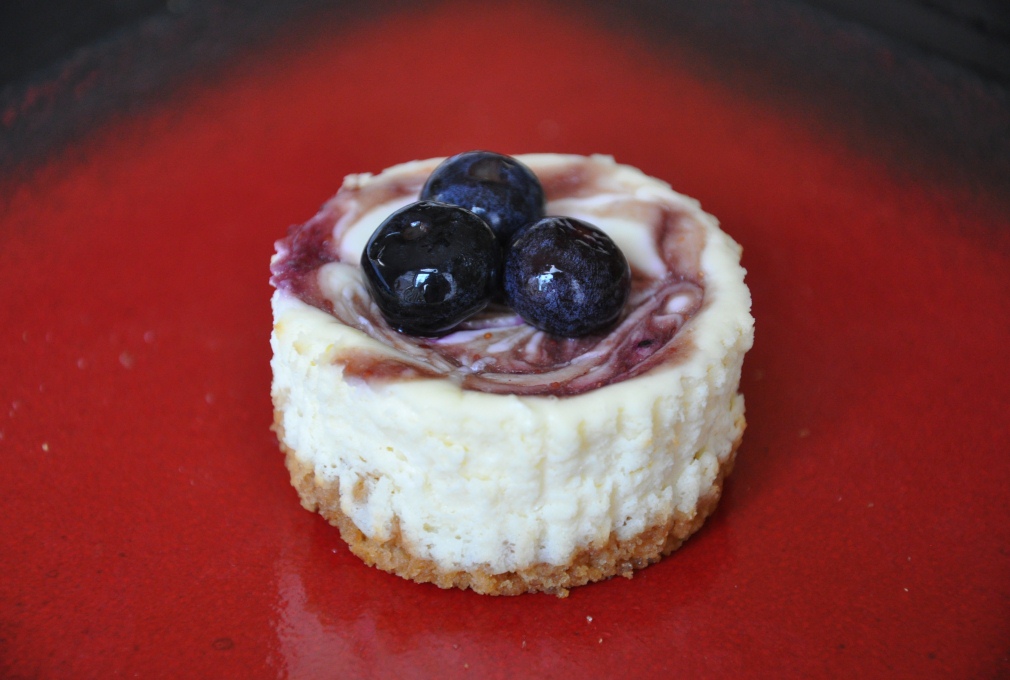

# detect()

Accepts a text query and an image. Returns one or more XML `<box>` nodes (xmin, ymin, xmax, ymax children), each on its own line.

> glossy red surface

<box><xmin>2</xmin><ymin>2</ymin><xmax>1008</xmax><ymax>677</ymax></box>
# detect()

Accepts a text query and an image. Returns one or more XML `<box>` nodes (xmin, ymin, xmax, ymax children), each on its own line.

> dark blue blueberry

<box><xmin>420</xmin><ymin>151</ymin><xmax>545</xmax><ymax>244</ymax></box>
<box><xmin>361</xmin><ymin>201</ymin><xmax>501</xmax><ymax>336</ymax></box>
<box><xmin>504</xmin><ymin>217</ymin><xmax>630</xmax><ymax>337</ymax></box>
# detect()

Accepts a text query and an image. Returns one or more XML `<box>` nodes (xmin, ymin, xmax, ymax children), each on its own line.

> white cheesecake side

<box><xmin>270</xmin><ymin>154</ymin><xmax>754</xmax><ymax>595</ymax></box>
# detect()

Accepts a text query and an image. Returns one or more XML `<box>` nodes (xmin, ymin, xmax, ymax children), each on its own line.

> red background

<box><xmin>2</xmin><ymin>1</ymin><xmax>1008</xmax><ymax>677</ymax></box>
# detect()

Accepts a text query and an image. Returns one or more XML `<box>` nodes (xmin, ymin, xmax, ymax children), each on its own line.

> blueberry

<box><xmin>420</xmin><ymin>151</ymin><xmax>545</xmax><ymax>244</ymax></box>
<box><xmin>361</xmin><ymin>201</ymin><xmax>501</xmax><ymax>336</ymax></box>
<box><xmin>504</xmin><ymin>217</ymin><xmax>630</xmax><ymax>337</ymax></box>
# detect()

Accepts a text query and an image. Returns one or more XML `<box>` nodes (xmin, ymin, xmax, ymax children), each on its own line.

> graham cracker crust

<box><xmin>273</xmin><ymin>410</ymin><xmax>741</xmax><ymax>597</ymax></box>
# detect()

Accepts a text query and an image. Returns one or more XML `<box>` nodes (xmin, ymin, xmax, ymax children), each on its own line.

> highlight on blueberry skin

<box><xmin>504</xmin><ymin>217</ymin><xmax>631</xmax><ymax>337</ymax></box>
<box><xmin>360</xmin><ymin>200</ymin><xmax>502</xmax><ymax>336</ymax></box>
<box><xmin>420</xmin><ymin>151</ymin><xmax>546</xmax><ymax>244</ymax></box>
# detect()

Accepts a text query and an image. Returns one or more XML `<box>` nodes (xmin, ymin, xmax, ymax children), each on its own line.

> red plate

<box><xmin>2</xmin><ymin>2</ymin><xmax>1008</xmax><ymax>677</ymax></box>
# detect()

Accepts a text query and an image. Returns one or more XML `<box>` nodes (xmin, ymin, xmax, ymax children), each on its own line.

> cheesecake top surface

<box><xmin>271</xmin><ymin>154</ymin><xmax>722</xmax><ymax>396</ymax></box>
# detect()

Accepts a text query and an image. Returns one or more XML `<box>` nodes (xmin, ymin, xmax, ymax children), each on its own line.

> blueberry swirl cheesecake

<box><xmin>270</xmin><ymin>152</ymin><xmax>754</xmax><ymax>596</ymax></box>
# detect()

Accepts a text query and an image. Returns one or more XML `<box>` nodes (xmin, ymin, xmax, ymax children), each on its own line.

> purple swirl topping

<box><xmin>271</xmin><ymin>157</ymin><xmax>706</xmax><ymax>396</ymax></box>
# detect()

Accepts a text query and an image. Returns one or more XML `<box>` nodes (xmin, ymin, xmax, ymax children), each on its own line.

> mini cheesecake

<box><xmin>270</xmin><ymin>154</ymin><xmax>754</xmax><ymax>596</ymax></box>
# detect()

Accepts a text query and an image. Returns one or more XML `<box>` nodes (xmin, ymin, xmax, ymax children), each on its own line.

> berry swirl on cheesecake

<box><xmin>271</xmin><ymin>154</ymin><xmax>710</xmax><ymax>396</ymax></box>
